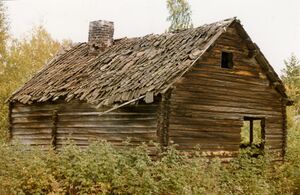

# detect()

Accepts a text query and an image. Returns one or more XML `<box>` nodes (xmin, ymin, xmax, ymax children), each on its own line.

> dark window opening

<box><xmin>240</xmin><ymin>117</ymin><xmax>265</xmax><ymax>150</ymax></box>
<box><xmin>221</xmin><ymin>52</ymin><xmax>233</xmax><ymax>69</ymax></box>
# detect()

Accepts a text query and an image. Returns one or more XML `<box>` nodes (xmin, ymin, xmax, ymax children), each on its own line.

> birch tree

<box><xmin>166</xmin><ymin>0</ymin><xmax>193</xmax><ymax>32</ymax></box>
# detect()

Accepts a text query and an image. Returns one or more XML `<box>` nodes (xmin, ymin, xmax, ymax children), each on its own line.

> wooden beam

<box><xmin>244</xmin><ymin>116</ymin><xmax>265</xmax><ymax>121</ymax></box>
<box><xmin>97</xmin><ymin>95</ymin><xmax>145</xmax><ymax>116</ymax></box>
<box><xmin>51</xmin><ymin>110</ymin><xmax>58</xmax><ymax>149</ymax></box>
<box><xmin>260</xmin><ymin>119</ymin><xmax>266</xmax><ymax>150</ymax></box>
<box><xmin>249</xmin><ymin>119</ymin><xmax>253</xmax><ymax>144</ymax></box>
<box><xmin>157</xmin><ymin>90</ymin><xmax>172</xmax><ymax>148</ymax></box>
<box><xmin>8</xmin><ymin>102</ymin><xmax>13</xmax><ymax>142</ymax></box>
<box><xmin>281</xmin><ymin>99</ymin><xmax>287</xmax><ymax>160</ymax></box>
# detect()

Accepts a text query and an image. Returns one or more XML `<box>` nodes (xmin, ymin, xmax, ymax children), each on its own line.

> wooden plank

<box><xmin>57</xmin><ymin>128</ymin><xmax>156</xmax><ymax>134</ymax></box>
<box><xmin>171</xmin><ymin>104</ymin><xmax>282</xmax><ymax>116</ymax></box>
<box><xmin>12</xmin><ymin>129</ymin><xmax>52</xmax><ymax>135</ymax></box>
<box><xmin>58</xmin><ymin>115</ymin><xmax>157</xmax><ymax>122</ymax></box>
<box><xmin>13</xmin><ymin>134</ymin><xmax>52</xmax><ymax>139</ymax></box>
<box><xmin>56</xmin><ymin>134</ymin><xmax>157</xmax><ymax>142</ymax></box>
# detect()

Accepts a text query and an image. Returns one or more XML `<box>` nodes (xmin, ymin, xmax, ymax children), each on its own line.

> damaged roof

<box><xmin>9</xmin><ymin>18</ymin><xmax>290</xmax><ymax>107</ymax></box>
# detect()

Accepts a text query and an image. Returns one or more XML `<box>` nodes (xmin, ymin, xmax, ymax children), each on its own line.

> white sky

<box><xmin>4</xmin><ymin>0</ymin><xmax>300</xmax><ymax>74</ymax></box>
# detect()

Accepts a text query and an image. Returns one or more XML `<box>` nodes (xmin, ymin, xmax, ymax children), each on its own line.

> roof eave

<box><xmin>233</xmin><ymin>21</ymin><xmax>289</xmax><ymax>101</ymax></box>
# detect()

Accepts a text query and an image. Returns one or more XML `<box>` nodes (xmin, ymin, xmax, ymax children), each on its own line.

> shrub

<box><xmin>0</xmin><ymin>140</ymin><xmax>297</xmax><ymax>194</ymax></box>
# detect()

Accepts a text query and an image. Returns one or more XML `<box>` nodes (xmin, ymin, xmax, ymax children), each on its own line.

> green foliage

<box><xmin>281</xmin><ymin>54</ymin><xmax>300</xmax><ymax>112</ymax></box>
<box><xmin>0</xmin><ymin>141</ymin><xmax>296</xmax><ymax>194</ymax></box>
<box><xmin>166</xmin><ymin>0</ymin><xmax>193</xmax><ymax>32</ymax></box>
<box><xmin>282</xmin><ymin>53</ymin><xmax>300</xmax><ymax>194</ymax></box>
<box><xmin>0</xmin><ymin>1</ymin><xmax>8</xmax><ymax>62</ymax></box>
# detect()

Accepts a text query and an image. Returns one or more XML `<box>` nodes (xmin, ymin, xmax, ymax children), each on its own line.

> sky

<box><xmin>3</xmin><ymin>0</ymin><xmax>300</xmax><ymax>74</ymax></box>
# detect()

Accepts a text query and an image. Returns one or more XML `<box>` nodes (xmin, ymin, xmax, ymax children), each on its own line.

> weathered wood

<box><xmin>11</xmin><ymin>100</ymin><xmax>159</xmax><ymax>147</ymax></box>
<box><xmin>168</xmin><ymin>25</ymin><xmax>285</xmax><ymax>159</ymax></box>
<box><xmin>249</xmin><ymin>120</ymin><xmax>253</xmax><ymax>143</ymax></box>
<box><xmin>56</xmin><ymin>101</ymin><xmax>158</xmax><ymax>147</ymax></box>
<box><xmin>157</xmin><ymin>90</ymin><xmax>172</xmax><ymax>148</ymax></box>
<box><xmin>281</xmin><ymin>99</ymin><xmax>287</xmax><ymax>159</ymax></box>
<box><xmin>51</xmin><ymin>110</ymin><xmax>58</xmax><ymax>149</ymax></box>
<box><xmin>8</xmin><ymin>102</ymin><xmax>13</xmax><ymax>141</ymax></box>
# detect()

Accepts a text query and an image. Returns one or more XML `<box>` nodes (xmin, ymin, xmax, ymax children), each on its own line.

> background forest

<box><xmin>1</xmin><ymin>1</ymin><xmax>300</xmax><ymax>194</ymax></box>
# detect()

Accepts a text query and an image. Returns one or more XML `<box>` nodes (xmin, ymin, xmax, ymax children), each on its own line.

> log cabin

<box><xmin>8</xmin><ymin>18</ymin><xmax>292</xmax><ymax>159</ymax></box>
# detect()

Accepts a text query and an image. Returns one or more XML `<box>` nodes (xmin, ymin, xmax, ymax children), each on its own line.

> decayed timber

<box><xmin>8</xmin><ymin>102</ymin><xmax>12</xmax><ymax>141</ymax></box>
<box><xmin>51</xmin><ymin>110</ymin><xmax>58</xmax><ymax>149</ymax></box>
<box><xmin>157</xmin><ymin>90</ymin><xmax>172</xmax><ymax>148</ymax></box>
<box><xmin>8</xmin><ymin>17</ymin><xmax>291</xmax><ymax>160</ymax></box>
<box><xmin>10</xmin><ymin>101</ymin><xmax>158</xmax><ymax>148</ymax></box>
<box><xmin>281</xmin><ymin>99</ymin><xmax>287</xmax><ymax>158</ymax></box>
<box><xmin>168</xmin><ymin>25</ymin><xmax>286</xmax><ymax>158</ymax></box>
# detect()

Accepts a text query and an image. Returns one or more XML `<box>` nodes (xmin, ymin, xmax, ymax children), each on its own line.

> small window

<box><xmin>221</xmin><ymin>52</ymin><xmax>233</xmax><ymax>69</ymax></box>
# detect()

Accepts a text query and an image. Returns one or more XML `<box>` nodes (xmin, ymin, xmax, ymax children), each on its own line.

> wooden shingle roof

<box><xmin>9</xmin><ymin>18</ymin><xmax>290</xmax><ymax>107</ymax></box>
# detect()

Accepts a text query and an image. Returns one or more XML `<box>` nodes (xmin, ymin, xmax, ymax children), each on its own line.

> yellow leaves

<box><xmin>0</xmin><ymin>25</ymin><xmax>71</xmax><ymax>140</ymax></box>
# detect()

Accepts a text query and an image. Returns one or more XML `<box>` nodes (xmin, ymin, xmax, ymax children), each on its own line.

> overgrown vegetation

<box><xmin>281</xmin><ymin>53</ymin><xmax>300</xmax><ymax>192</ymax></box>
<box><xmin>0</xmin><ymin>141</ymin><xmax>297</xmax><ymax>194</ymax></box>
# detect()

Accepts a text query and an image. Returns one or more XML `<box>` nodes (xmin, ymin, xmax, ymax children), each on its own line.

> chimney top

<box><xmin>88</xmin><ymin>20</ymin><xmax>114</xmax><ymax>54</ymax></box>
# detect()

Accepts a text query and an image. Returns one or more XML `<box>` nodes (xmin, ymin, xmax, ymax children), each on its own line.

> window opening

<box><xmin>240</xmin><ymin>117</ymin><xmax>265</xmax><ymax>150</ymax></box>
<box><xmin>221</xmin><ymin>52</ymin><xmax>233</xmax><ymax>69</ymax></box>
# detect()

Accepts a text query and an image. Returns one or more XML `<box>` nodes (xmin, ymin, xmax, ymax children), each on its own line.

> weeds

<box><xmin>0</xmin><ymin>140</ymin><xmax>297</xmax><ymax>194</ymax></box>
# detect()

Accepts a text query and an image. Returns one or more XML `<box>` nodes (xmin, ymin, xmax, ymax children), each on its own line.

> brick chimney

<box><xmin>88</xmin><ymin>20</ymin><xmax>114</xmax><ymax>54</ymax></box>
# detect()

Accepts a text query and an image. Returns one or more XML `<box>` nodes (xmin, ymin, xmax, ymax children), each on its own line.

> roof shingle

<box><xmin>8</xmin><ymin>18</ymin><xmax>253</xmax><ymax>107</ymax></box>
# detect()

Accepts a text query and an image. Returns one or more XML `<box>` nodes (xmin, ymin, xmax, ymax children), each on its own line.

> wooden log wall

<box><xmin>168</xmin><ymin>25</ymin><xmax>284</xmax><ymax>159</ymax></box>
<box><xmin>11</xmin><ymin>103</ymin><xmax>55</xmax><ymax>148</ymax></box>
<box><xmin>10</xmin><ymin>100</ymin><xmax>159</xmax><ymax>149</ymax></box>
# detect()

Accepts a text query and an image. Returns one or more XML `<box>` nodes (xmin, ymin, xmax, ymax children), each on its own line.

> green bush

<box><xmin>0</xmin><ymin>140</ymin><xmax>297</xmax><ymax>194</ymax></box>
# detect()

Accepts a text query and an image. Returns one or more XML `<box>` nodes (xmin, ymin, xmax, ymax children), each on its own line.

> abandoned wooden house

<box><xmin>8</xmin><ymin>18</ymin><xmax>292</xmax><ymax>159</ymax></box>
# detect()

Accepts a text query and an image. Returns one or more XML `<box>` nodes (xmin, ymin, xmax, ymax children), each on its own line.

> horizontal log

<box><xmin>170</xmin><ymin>136</ymin><xmax>241</xmax><ymax>144</ymax></box>
<box><xmin>56</xmin><ymin>123</ymin><xmax>157</xmax><ymax>128</ymax></box>
<box><xmin>56</xmin><ymin>135</ymin><xmax>157</xmax><ymax>142</ymax></box>
<box><xmin>173</xmin><ymin>86</ymin><xmax>281</xmax><ymax>106</ymax></box>
<box><xmin>169</xmin><ymin>109</ymin><xmax>280</xmax><ymax>121</ymax></box>
<box><xmin>13</xmin><ymin>134</ymin><xmax>52</xmax><ymax>139</ymax></box>
<box><xmin>12</xmin><ymin>117</ymin><xmax>52</xmax><ymax>123</ymax></box>
<box><xmin>12</xmin><ymin>123</ymin><xmax>53</xmax><ymax>129</ymax></box>
<box><xmin>57</xmin><ymin>128</ymin><xmax>156</xmax><ymax>134</ymax></box>
<box><xmin>12</xmin><ymin>113</ymin><xmax>52</xmax><ymax>118</ymax></box>
<box><xmin>172</xmin><ymin>98</ymin><xmax>281</xmax><ymax>112</ymax></box>
<box><xmin>179</xmin><ymin>74</ymin><xmax>274</xmax><ymax>93</ymax></box>
<box><xmin>169</xmin><ymin>130</ymin><xmax>241</xmax><ymax>139</ymax></box>
<box><xmin>58</xmin><ymin>115</ymin><xmax>157</xmax><ymax>122</ymax></box>
<box><xmin>12</xmin><ymin>101</ymin><xmax>158</xmax><ymax>114</ymax></box>
<box><xmin>12</xmin><ymin>130</ymin><xmax>52</xmax><ymax>135</ymax></box>
<box><xmin>169</xmin><ymin>116</ymin><xmax>242</xmax><ymax>126</ymax></box>
<box><xmin>58</xmin><ymin>112</ymin><xmax>156</xmax><ymax>116</ymax></box>
<box><xmin>12</xmin><ymin>138</ymin><xmax>51</xmax><ymax>145</ymax></box>
<box><xmin>175</xmin><ymin>83</ymin><xmax>279</xmax><ymax>101</ymax></box>
<box><xmin>169</xmin><ymin>125</ymin><xmax>241</xmax><ymax>133</ymax></box>
<box><xmin>196</xmin><ymin>62</ymin><xmax>260</xmax><ymax>72</ymax></box>
<box><xmin>171</xmin><ymin>104</ymin><xmax>282</xmax><ymax>117</ymax></box>
<box><xmin>172</xmin><ymin>94</ymin><xmax>281</xmax><ymax>109</ymax></box>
